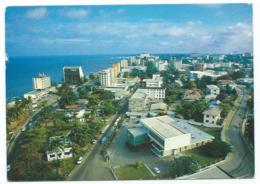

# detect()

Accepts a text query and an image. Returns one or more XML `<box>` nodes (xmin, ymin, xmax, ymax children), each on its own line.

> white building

<box><xmin>46</xmin><ymin>147</ymin><xmax>73</xmax><ymax>162</ymax></box>
<box><xmin>155</xmin><ymin>60</ymin><xmax>168</xmax><ymax>71</ymax></box>
<box><xmin>33</xmin><ymin>74</ymin><xmax>51</xmax><ymax>90</ymax></box>
<box><xmin>173</xmin><ymin>60</ymin><xmax>182</xmax><ymax>70</ymax></box>
<box><xmin>100</xmin><ymin>68</ymin><xmax>112</xmax><ymax>87</ymax></box>
<box><xmin>128</xmin><ymin>89</ymin><xmax>148</xmax><ymax>112</ymax></box>
<box><xmin>143</xmin><ymin>74</ymin><xmax>163</xmax><ymax>88</ymax></box>
<box><xmin>206</xmin><ymin>85</ymin><xmax>220</xmax><ymax>96</ymax></box>
<box><xmin>146</xmin><ymin>88</ymin><xmax>165</xmax><ymax>99</ymax></box>
<box><xmin>141</xmin><ymin>116</ymin><xmax>214</xmax><ymax>157</ymax></box>
<box><xmin>203</xmin><ymin>107</ymin><xmax>222</xmax><ymax>125</ymax></box>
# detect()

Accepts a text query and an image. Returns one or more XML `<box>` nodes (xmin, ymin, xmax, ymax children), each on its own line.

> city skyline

<box><xmin>6</xmin><ymin>4</ymin><xmax>253</xmax><ymax>56</ymax></box>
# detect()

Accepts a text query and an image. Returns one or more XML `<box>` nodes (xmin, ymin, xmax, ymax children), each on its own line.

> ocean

<box><xmin>6</xmin><ymin>55</ymin><xmax>129</xmax><ymax>102</ymax></box>
<box><xmin>6</xmin><ymin>54</ymin><xmax>189</xmax><ymax>102</ymax></box>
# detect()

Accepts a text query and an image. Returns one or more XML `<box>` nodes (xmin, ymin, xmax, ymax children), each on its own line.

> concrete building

<box><xmin>33</xmin><ymin>73</ymin><xmax>51</xmax><ymax>90</ymax></box>
<box><xmin>206</xmin><ymin>85</ymin><xmax>220</xmax><ymax>96</ymax></box>
<box><xmin>120</xmin><ymin>59</ymin><xmax>128</xmax><ymax>68</ymax></box>
<box><xmin>150</xmin><ymin>102</ymin><xmax>168</xmax><ymax>113</ymax></box>
<box><xmin>143</xmin><ymin>74</ymin><xmax>163</xmax><ymax>88</ymax></box>
<box><xmin>173</xmin><ymin>60</ymin><xmax>182</xmax><ymax>70</ymax></box>
<box><xmin>141</xmin><ymin>116</ymin><xmax>214</xmax><ymax>157</ymax></box>
<box><xmin>100</xmin><ymin>68</ymin><xmax>112</xmax><ymax>87</ymax></box>
<box><xmin>112</xmin><ymin>63</ymin><xmax>121</xmax><ymax>78</ymax></box>
<box><xmin>146</xmin><ymin>88</ymin><xmax>165</xmax><ymax>100</ymax></box>
<box><xmin>63</xmin><ymin>66</ymin><xmax>84</xmax><ymax>84</ymax></box>
<box><xmin>203</xmin><ymin>107</ymin><xmax>222</xmax><ymax>125</ymax></box>
<box><xmin>155</xmin><ymin>60</ymin><xmax>168</xmax><ymax>71</ymax></box>
<box><xmin>194</xmin><ymin>63</ymin><xmax>205</xmax><ymax>72</ymax></box>
<box><xmin>46</xmin><ymin>136</ymin><xmax>73</xmax><ymax>162</ymax></box>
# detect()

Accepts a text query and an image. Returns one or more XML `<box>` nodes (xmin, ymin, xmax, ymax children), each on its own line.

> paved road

<box><xmin>218</xmin><ymin>87</ymin><xmax>254</xmax><ymax>178</ymax></box>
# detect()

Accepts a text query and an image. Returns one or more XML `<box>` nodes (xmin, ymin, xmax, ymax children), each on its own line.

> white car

<box><xmin>7</xmin><ymin>165</ymin><xmax>11</xmax><ymax>172</ymax></box>
<box><xmin>77</xmin><ymin>156</ymin><xmax>83</xmax><ymax>165</ymax></box>
<box><xmin>153</xmin><ymin>167</ymin><xmax>160</xmax><ymax>174</ymax></box>
<box><xmin>92</xmin><ymin>139</ymin><xmax>97</xmax><ymax>144</ymax></box>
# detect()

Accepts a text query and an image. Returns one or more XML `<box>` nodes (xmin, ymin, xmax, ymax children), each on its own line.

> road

<box><xmin>7</xmin><ymin>95</ymin><xmax>59</xmax><ymax>163</ymax></box>
<box><xmin>68</xmin><ymin>94</ymin><xmax>129</xmax><ymax>181</ymax></box>
<box><xmin>218</xmin><ymin>87</ymin><xmax>254</xmax><ymax>178</ymax></box>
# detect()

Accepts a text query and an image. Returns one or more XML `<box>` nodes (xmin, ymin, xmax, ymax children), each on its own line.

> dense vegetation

<box><xmin>171</xmin><ymin>156</ymin><xmax>199</xmax><ymax>178</ymax></box>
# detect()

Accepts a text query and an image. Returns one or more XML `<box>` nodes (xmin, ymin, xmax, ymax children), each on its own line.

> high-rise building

<box><xmin>112</xmin><ymin>63</ymin><xmax>121</xmax><ymax>78</ymax></box>
<box><xmin>63</xmin><ymin>66</ymin><xmax>84</xmax><ymax>84</ymax></box>
<box><xmin>100</xmin><ymin>68</ymin><xmax>112</xmax><ymax>87</ymax></box>
<box><xmin>33</xmin><ymin>73</ymin><xmax>51</xmax><ymax>90</ymax></box>
<box><xmin>120</xmin><ymin>59</ymin><xmax>128</xmax><ymax>68</ymax></box>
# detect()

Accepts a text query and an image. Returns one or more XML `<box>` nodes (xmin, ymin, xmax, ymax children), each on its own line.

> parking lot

<box><xmin>108</xmin><ymin>118</ymin><xmax>174</xmax><ymax>174</ymax></box>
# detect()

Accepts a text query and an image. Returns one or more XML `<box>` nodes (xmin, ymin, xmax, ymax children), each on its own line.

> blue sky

<box><xmin>6</xmin><ymin>4</ymin><xmax>253</xmax><ymax>56</ymax></box>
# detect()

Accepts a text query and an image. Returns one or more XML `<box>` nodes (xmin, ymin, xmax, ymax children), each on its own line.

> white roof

<box><xmin>141</xmin><ymin>116</ymin><xmax>214</xmax><ymax>143</ymax></box>
<box><xmin>203</xmin><ymin>107</ymin><xmax>221</xmax><ymax>116</ymax></box>
<box><xmin>207</xmin><ymin>85</ymin><xmax>219</xmax><ymax>90</ymax></box>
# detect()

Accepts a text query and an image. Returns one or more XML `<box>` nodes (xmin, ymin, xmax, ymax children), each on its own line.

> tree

<box><xmin>172</xmin><ymin>156</ymin><xmax>199</xmax><ymax>178</ymax></box>
<box><xmin>201</xmin><ymin>140</ymin><xmax>231</xmax><ymax>158</ymax></box>
<box><xmin>219</xmin><ymin>102</ymin><xmax>231</xmax><ymax>118</ymax></box>
<box><xmin>146</xmin><ymin>62</ymin><xmax>158</xmax><ymax>77</ymax></box>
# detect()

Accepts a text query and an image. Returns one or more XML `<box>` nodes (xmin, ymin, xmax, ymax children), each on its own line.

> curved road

<box><xmin>218</xmin><ymin>87</ymin><xmax>254</xmax><ymax>178</ymax></box>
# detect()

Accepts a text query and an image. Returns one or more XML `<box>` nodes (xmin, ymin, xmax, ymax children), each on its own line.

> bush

<box><xmin>201</xmin><ymin>140</ymin><xmax>231</xmax><ymax>158</ymax></box>
<box><xmin>172</xmin><ymin>156</ymin><xmax>199</xmax><ymax>178</ymax></box>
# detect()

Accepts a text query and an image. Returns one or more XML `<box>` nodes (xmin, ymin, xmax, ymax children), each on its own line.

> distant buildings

<box><xmin>33</xmin><ymin>73</ymin><xmax>51</xmax><ymax>90</ymax></box>
<box><xmin>100</xmin><ymin>69</ymin><xmax>112</xmax><ymax>87</ymax></box>
<box><xmin>112</xmin><ymin>63</ymin><xmax>121</xmax><ymax>78</ymax></box>
<box><xmin>155</xmin><ymin>60</ymin><xmax>168</xmax><ymax>71</ymax></box>
<box><xmin>130</xmin><ymin>116</ymin><xmax>214</xmax><ymax>157</ymax></box>
<box><xmin>143</xmin><ymin>74</ymin><xmax>163</xmax><ymax>88</ymax></box>
<box><xmin>203</xmin><ymin>107</ymin><xmax>222</xmax><ymax>125</ymax></box>
<box><xmin>146</xmin><ymin>88</ymin><xmax>166</xmax><ymax>100</ymax></box>
<box><xmin>63</xmin><ymin>66</ymin><xmax>84</xmax><ymax>84</ymax></box>
<box><xmin>173</xmin><ymin>60</ymin><xmax>182</xmax><ymax>70</ymax></box>
<box><xmin>120</xmin><ymin>59</ymin><xmax>128</xmax><ymax>68</ymax></box>
<box><xmin>194</xmin><ymin>63</ymin><xmax>205</xmax><ymax>72</ymax></box>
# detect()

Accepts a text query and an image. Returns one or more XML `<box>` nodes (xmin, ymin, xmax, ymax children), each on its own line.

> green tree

<box><xmin>172</xmin><ymin>156</ymin><xmax>199</xmax><ymax>178</ymax></box>
<box><xmin>201</xmin><ymin>140</ymin><xmax>231</xmax><ymax>158</ymax></box>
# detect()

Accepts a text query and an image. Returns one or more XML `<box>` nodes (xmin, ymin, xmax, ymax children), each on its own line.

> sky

<box><xmin>5</xmin><ymin>4</ymin><xmax>253</xmax><ymax>56</ymax></box>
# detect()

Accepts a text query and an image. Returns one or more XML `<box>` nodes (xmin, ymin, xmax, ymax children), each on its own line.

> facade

<box><xmin>173</xmin><ymin>60</ymin><xmax>182</xmax><ymax>70</ymax></box>
<box><xmin>146</xmin><ymin>88</ymin><xmax>166</xmax><ymax>99</ymax></box>
<box><xmin>203</xmin><ymin>107</ymin><xmax>222</xmax><ymax>124</ymax></box>
<box><xmin>194</xmin><ymin>63</ymin><xmax>205</xmax><ymax>72</ymax></box>
<box><xmin>155</xmin><ymin>60</ymin><xmax>168</xmax><ymax>71</ymax></box>
<box><xmin>120</xmin><ymin>59</ymin><xmax>128</xmax><ymax>68</ymax></box>
<box><xmin>46</xmin><ymin>147</ymin><xmax>73</xmax><ymax>162</ymax></box>
<box><xmin>143</xmin><ymin>74</ymin><xmax>163</xmax><ymax>88</ymax></box>
<box><xmin>33</xmin><ymin>74</ymin><xmax>51</xmax><ymax>90</ymax></box>
<box><xmin>112</xmin><ymin>63</ymin><xmax>121</xmax><ymax>78</ymax></box>
<box><xmin>206</xmin><ymin>85</ymin><xmax>220</xmax><ymax>96</ymax></box>
<box><xmin>63</xmin><ymin>66</ymin><xmax>84</xmax><ymax>84</ymax></box>
<box><xmin>141</xmin><ymin>116</ymin><xmax>214</xmax><ymax>157</ymax></box>
<box><xmin>127</xmin><ymin>127</ymin><xmax>148</xmax><ymax>146</ymax></box>
<box><xmin>100</xmin><ymin>69</ymin><xmax>112</xmax><ymax>87</ymax></box>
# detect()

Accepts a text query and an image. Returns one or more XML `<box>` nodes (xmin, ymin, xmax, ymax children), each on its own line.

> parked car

<box><xmin>153</xmin><ymin>167</ymin><xmax>160</xmax><ymax>174</ymax></box>
<box><xmin>77</xmin><ymin>156</ymin><xmax>83</xmax><ymax>165</ymax></box>
<box><xmin>21</xmin><ymin>127</ymin><xmax>26</xmax><ymax>132</ymax></box>
<box><xmin>7</xmin><ymin>164</ymin><xmax>11</xmax><ymax>172</ymax></box>
<box><xmin>92</xmin><ymin>139</ymin><xmax>97</xmax><ymax>144</ymax></box>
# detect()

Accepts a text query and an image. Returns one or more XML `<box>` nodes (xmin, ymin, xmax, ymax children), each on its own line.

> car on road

<box><xmin>153</xmin><ymin>167</ymin><xmax>160</xmax><ymax>174</ymax></box>
<box><xmin>92</xmin><ymin>139</ymin><xmax>97</xmax><ymax>144</ymax></box>
<box><xmin>7</xmin><ymin>164</ymin><xmax>11</xmax><ymax>172</ymax></box>
<box><xmin>21</xmin><ymin>127</ymin><xmax>26</xmax><ymax>132</ymax></box>
<box><xmin>77</xmin><ymin>156</ymin><xmax>83</xmax><ymax>165</ymax></box>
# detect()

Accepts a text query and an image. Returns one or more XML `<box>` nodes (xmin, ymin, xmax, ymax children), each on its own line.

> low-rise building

<box><xmin>146</xmin><ymin>88</ymin><xmax>165</xmax><ymax>100</ymax></box>
<box><xmin>150</xmin><ymin>102</ymin><xmax>168</xmax><ymax>113</ymax></box>
<box><xmin>127</xmin><ymin>126</ymin><xmax>148</xmax><ymax>146</ymax></box>
<box><xmin>203</xmin><ymin>107</ymin><xmax>222</xmax><ymax>125</ymax></box>
<box><xmin>128</xmin><ymin>89</ymin><xmax>148</xmax><ymax>112</ymax></box>
<box><xmin>140</xmin><ymin>116</ymin><xmax>214</xmax><ymax>157</ymax></box>
<box><xmin>143</xmin><ymin>74</ymin><xmax>163</xmax><ymax>88</ymax></box>
<box><xmin>206</xmin><ymin>85</ymin><xmax>220</xmax><ymax>96</ymax></box>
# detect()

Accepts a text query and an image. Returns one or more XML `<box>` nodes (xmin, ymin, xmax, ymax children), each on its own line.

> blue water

<box><xmin>6</xmin><ymin>55</ymin><xmax>129</xmax><ymax>101</ymax></box>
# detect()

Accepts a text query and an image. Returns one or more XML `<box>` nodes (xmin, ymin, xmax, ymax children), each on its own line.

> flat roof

<box><xmin>141</xmin><ymin>116</ymin><xmax>186</xmax><ymax>139</ymax></box>
<box><xmin>128</xmin><ymin>127</ymin><xmax>147</xmax><ymax>137</ymax></box>
<box><xmin>141</xmin><ymin>115</ymin><xmax>214</xmax><ymax>143</ymax></box>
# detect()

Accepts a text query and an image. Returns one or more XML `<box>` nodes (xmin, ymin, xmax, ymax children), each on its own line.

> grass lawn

<box><xmin>115</xmin><ymin>163</ymin><xmax>154</xmax><ymax>180</ymax></box>
<box><xmin>183</xmin><ymin>148</ymin><xmax>223</xmax><ymax>167</ymax></box>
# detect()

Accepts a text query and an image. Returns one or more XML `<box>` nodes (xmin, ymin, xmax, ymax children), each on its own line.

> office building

<box><xmin>100</xmin><ymin>68</ymin><xmax>112</xmax><ymax>87</ymax></box>
<box><xmin>63</xmin><ymin>66</ymin><xmax>84</xmax><ymax>84</ymax></box>
<box><xmin>33</xmin><ymin>73</ymin><xmax>51</xmax><ymax>90</ymax></box>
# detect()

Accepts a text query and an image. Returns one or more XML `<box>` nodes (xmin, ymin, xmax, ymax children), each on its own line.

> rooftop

<box><xmin>203</xmin><ymin>107</ymin><xmax>222</xmax><ymax>116</ymax></box>
<box><xmin>141</xmin><ymin>115</ymin><xmax>214</xmax><ymax>143</ymax></box>
<box><xmin>128</xmin><ymin>127</ymin><xmax>148</xmax><ymax>137</ymax></box>
<box><xmin>206</xmin><ymin>85</ymin><xmax>219</xmax><ymax>90</ymax></box>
